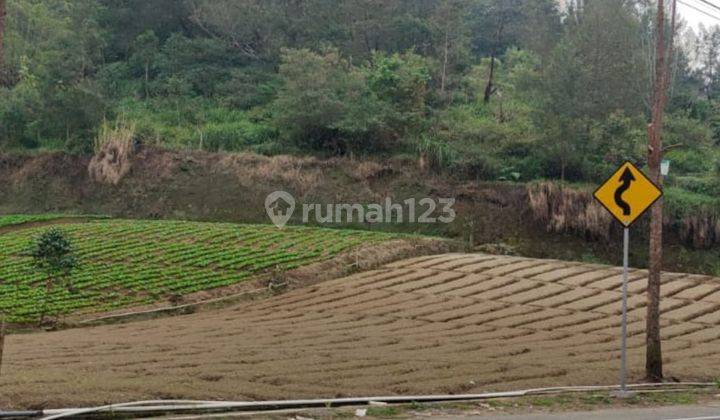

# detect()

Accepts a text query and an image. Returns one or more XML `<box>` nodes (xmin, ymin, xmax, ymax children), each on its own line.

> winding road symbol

<box><xmin>593</xmin><ymin>161</ymin><xmax>663</xmax><ymax>228</ymax></box>
<box><xmin>614</xmin><ymin>168</ymin><xmax>636</xmax><ymax>216</ymax></box>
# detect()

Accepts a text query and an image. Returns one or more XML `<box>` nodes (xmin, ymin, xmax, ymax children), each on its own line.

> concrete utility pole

<box><xmin>646</xmin><ymin>0</ymin><xmax>676</xmax><ymax>383</ymax></box>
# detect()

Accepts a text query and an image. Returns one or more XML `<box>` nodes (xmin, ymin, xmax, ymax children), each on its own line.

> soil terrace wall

<box><xmin>0</xmin><ymin>148</ymin><xmax>528</xmax><ymax>243</ymax></box>
<box><xmin>1</xmin><ymin>148</ymin><xmax>717</xmax><ymax>274</ymax></box>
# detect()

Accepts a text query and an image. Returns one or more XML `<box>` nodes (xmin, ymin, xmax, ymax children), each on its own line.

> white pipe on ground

<box><xmin>36</xmin><ymin>382</ymin><xmax>717</xmax><ymax>420</ymax></box>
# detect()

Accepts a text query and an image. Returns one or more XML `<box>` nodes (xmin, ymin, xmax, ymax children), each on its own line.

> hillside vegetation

<box><xmin>0</xmin><ymin>217</ymin><xmax>402</xmax><ymax>323</ymax></box>
<box><xmin>0</xmin><ymin>1</ymin><xmax>719</xmax><ymax>187</ymax></box>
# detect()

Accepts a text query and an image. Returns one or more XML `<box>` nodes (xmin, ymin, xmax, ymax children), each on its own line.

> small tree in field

<box><xmin>27</xmin><ymin>228</ymin><xmax>78</xmax><ymax>326</ymax></box>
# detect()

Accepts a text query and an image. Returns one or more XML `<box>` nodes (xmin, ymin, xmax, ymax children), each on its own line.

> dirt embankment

<box><xmin>0</xmin><ymin>148</ymin><xmax>716</xmax><ymax>274</ymax></box>
<box><xmin>0</xmin><ymin>147</ymin><xmax>528</xmax><ymax>243</ymax></box>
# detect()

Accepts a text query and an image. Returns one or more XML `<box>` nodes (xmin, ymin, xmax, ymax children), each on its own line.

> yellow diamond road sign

<box><xmin>593</xmin><ymin>161</ymin><xmax>663</xmax><ymax>227</ymax></box>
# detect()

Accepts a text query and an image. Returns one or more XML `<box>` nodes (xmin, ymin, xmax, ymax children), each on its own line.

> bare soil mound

<box><xmin>2</xmin><ymin>253</ymin><xmax>718</xmax><ymax>409</ymax></box>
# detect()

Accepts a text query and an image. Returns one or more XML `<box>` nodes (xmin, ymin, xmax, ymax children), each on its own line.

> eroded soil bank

<box><xmin>1</xmin><ymin>148</ymin><xmax>718</xmax><ymax>274</ymax></box>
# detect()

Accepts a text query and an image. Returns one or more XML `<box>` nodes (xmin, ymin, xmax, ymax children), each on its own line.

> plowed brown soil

<box><xmin>2</xmin><ymin>253</ymin><xmax>719</xmax><ymax>409</ymax></box>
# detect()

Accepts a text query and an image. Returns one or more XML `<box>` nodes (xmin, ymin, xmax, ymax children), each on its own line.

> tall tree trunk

<box><xmin>144</xmin><ymin>61</ymin><xmax>150</xmax><ymax>99</ymax></box>
<box><xmin>484</xmin><ymin>21</ymin><xmax>504</xmax><ymax>104</ymax></box>
<box><xmin>38</xmin><ymin>278</ymin><xmax>52</xmax><ymax>327</ymax></box>
<box><xmin>483</xmin><ymin>54</ymin><xmax>496</xmax><ymax>103</ymax></box>
<box><xmin>440</xmin><ymin>30</ymin><xmax>449</xmax><ymax>97</ymax></box>
<box><xmin>646</xmin><ymin>0</ymin><xmax>676</xmax><ymax>383</ymax></box>
<box><xmin>646</xmin><ymin>121</ymin><xmax>663</xmax><ymax>382</ymax></box>
<box><xmin>0</xmin><ymin>0</ymin><xmax>6</xmax><ymax>86</ymax></box>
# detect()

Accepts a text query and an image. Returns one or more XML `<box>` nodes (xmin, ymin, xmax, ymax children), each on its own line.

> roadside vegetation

<box><xmin>339</xmin><ymin>389</ymin><xmax>715</xmax><ymax>418</ymax></box>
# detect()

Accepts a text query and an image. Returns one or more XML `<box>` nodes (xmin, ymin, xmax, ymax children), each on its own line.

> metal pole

<box><xmin>620</xmin><ymin>227</ymin><xmax>630</xmax><ymax>394</ymax></box>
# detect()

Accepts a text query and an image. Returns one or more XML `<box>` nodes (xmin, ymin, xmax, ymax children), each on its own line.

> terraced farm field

<box><xmin>0</xmin><ymin>214</ymin><xmax>99</xmax><ymax>229</ymax></box>
<box><xmin>0</xmin><ymin>217</ymin><xmax>400</xmax><ymax>323</ymax></box>
<box><xmin>3</xmin><ymin>253</ymin><xmax>719</xmax><ymax>408</ymax></box>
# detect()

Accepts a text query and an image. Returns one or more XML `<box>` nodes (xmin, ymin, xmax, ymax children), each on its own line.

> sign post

<box><xmin>593</xmin><ymin>161</ymin><xmax>663</xmax><ymax>397</ymax></box>
<box><xmin>619</xmin><ymin>227</ymin><xmax>629</xmax><ymax>394</ymax></box>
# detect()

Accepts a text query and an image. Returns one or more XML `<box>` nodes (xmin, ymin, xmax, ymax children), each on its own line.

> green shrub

<box><xmin>114</xmin><ymin>97</ymin><xmax>278</xmax><ymax>151</ymax></box>
<box><xmin>666</xmin><ymin>148</ymin><xmax>716</xmax><ymax>175</ymax></box>
<box><xmin>673</xmin><ymin>176</ymin><xmax>720</xmax><ymax>196</ymax></box>
<box><xmin>202</xmin><ymin>121</ymin><xmax>276</xmax><ymax>152</ymax></box>
<box><xmin>665</xmin><ymin>188</ymin><xmax>720</xmax><ymax>219</ymax></box>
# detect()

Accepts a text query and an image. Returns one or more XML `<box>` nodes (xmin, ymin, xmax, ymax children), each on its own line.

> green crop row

<box><xmin>0</xmin><ymin>218</ymin><xmax>398</xmax><ymax>323</ymax></box>
<box><xmin>0</xmin><ymin>214</ymin><xmax>107</xmax><ymax>229</ymax></box>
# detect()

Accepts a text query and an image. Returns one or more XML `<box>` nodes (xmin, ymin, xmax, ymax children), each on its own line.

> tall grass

<box><xmin>527</xmin><ymin>181</ymin><xmax>720</xmax><ymax>249</ymax></box>
<box><xmin>88</xmin><ymin>119</ymin><xmax>136</xmax><ymax>185</ymax></box>
<box><xmin>93</xmin><ymin>119</ymin><xmax>135</xmax><ymax>153</ymax></box>
<box><xmin>116</xmin><ymin>98</ymin><xmax>277</xmax><ymax>152</ymax></box>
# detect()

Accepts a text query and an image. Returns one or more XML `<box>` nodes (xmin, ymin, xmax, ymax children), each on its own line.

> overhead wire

<box><xmin>678</xmin><ymin>0</ymin><xmax>720</xmax><ymax>22</ymax></box>
<box><xmin>694</xmin><ymin>0</ymin><xmax>720</xmax><ymax>14</ymax></box>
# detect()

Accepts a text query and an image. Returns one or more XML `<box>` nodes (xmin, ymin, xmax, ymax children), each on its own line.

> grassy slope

<box><xmin>0</xmin><ymin>217</ymin><xmax>400</xmax><ymax>323</ymax></box>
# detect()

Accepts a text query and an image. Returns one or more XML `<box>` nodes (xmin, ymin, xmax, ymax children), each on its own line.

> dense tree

<box><xmin>272</xmin><ymin>47</ymin><xmax>429</xmax><ymax>154</ymax></box>
<box><xmin>430</xmin><ymin>0</ymin><xmax>469</xmax><ymax>98</ymax></box>
<box><xmin>188</xmin><ymin>0</ymin><xmax>286</xmax><ymax>61</ymax></box>
<box><xmin>0</xmin><ymin>0</ymin><xmax>716</xmax><ymax>193</ymax></box>
<box><xmin>0</xmin><ymin>0</ymin><xmax>105</xmax><ymax>150</ymax></box>
<box><xmin>27</xmin><ymin>228</ymin><xmax>78</xmax><ymax>326</ymax></box>
<box><xmin>272</xmin><ymin>48</ymin><xmax>374</xmax><ymax>153</ymax></box>
<box><xmin>516</xmin><ymin>0</ymin><xmax>562</xmax><ymax>65</ymax></box>
<box><xmin>99</xmin><ymin>0</ymin><xmax>189</xmax><ymax>60</ymax></box>
<box><xmin>696</xmin><ymin>25</ymin><xmax>720</xmax><ymax>100</ymax></box>
<box><xmin>569</xmin><ymin>0</ymin><xmax>648</xmax><ymax>119</ymax></box>
<box><xmin>469</xmin><ymin>0</ymin><xmax>523</xmax><ymax>103</ymax></box>
<box><xmin>130</xmin><ymin>30</ymin><xmax>159</xmax><ymax>99</ymax></box>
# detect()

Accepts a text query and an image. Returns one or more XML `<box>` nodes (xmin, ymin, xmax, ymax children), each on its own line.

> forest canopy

<box><xmin>0</xmin><ymin>0</ymin><xmax>719</xmax><ymax>189</ymax></box>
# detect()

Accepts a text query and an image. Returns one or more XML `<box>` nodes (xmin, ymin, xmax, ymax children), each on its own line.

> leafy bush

<box><xmin>665</xmin><ymin>188</ymin><xmax>720</xmax><ymax>219</ymax></box>
<box><xmin>673</xmin><ymin>176</ymin><xmax>720</xmax><ymax>197</ymax></box>
<box><xmin>665</xmin><ymin>188</ymin><xmax>720</xmax><ymax>248</ymax></box>
<box><xmin>272</xmin><ymin>48</ymin><xmax>362</xmax><ymax>152</ymax></box>
<box><xmin>272</xmin><ymin>48</ymin><xmax>432</xmax><ymax>155</ymax></box>
<box><xmin>155</xmin><ymin>34</ymin><xmax>241</xmax><ymax>97</ymax></box>
<box><xmin>219</xmin><ymin>66</ymin><xmax>281</xmax><ymax>110</ymax></box>
<box><xmin>202</xmin><ymin>121</ymin><xmax>276</xmax><ymax>152</ymax></box>
<box><xmin>666</xmin><ymin>148</ymin><xmax>716</xmax><ymax>175</ymax></box>
<box><xmin>365</xmin><ymin>51</ymin><xmax>431</xmax><ymax>136</ymax></box>
<box><xmin>114</xmin><ymin>97</ymin><xmax>278</xmax><ymax>151</ymax></box>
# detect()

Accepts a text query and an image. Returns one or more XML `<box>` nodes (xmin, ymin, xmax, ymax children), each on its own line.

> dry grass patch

<box><xmin>88</xmin><ymin>120</ymin><xmax>136</xmax><ymax>185</ymax></box>
<box><xmin>216</xmin><ymin>153</ymin><xmax>323</xmax><ymax>197</ymax></box>
<box><xmin>527</xmin><ymin>182</ymin><xmax>613</xmax><ymax>240</ymax></box>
